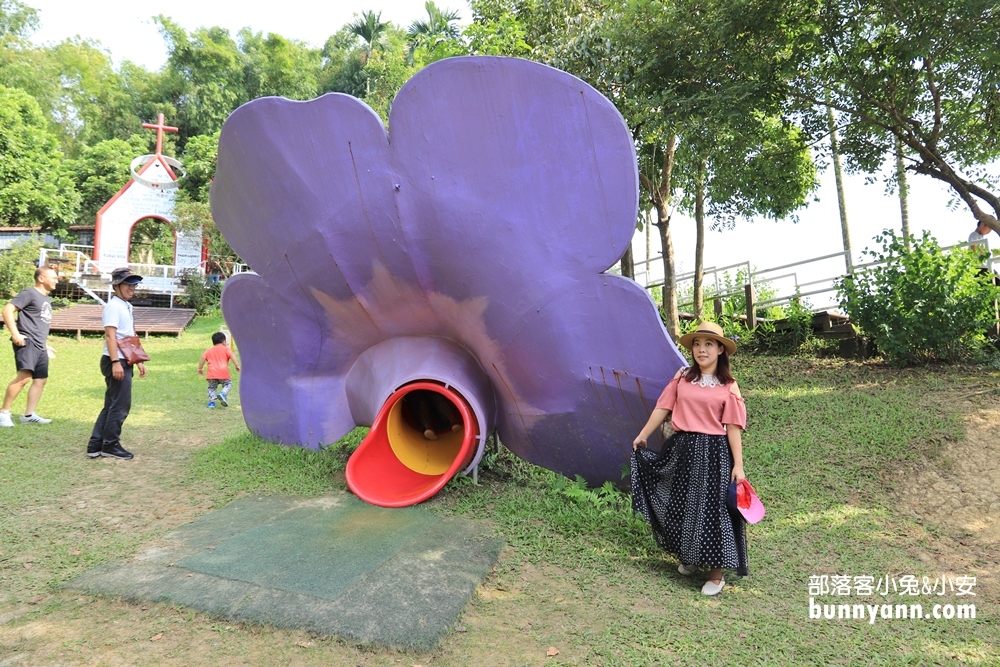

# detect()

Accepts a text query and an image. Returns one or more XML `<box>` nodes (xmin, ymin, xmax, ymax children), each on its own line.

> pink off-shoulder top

<box><xmin>654</xmin><ymin>375</ymin><xmax>746</xmax><ymax>435</ymax></box>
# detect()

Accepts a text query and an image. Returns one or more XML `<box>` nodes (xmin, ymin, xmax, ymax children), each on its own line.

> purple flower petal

<box><xmin>213</xmin><ymin>57</ymin><xmax>686</xmax><ymax>488</ymax></box>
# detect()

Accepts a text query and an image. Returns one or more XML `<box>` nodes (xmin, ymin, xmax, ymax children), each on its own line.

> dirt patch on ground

<box><xmin>893</xmin><ymin>392</ymin><xmax>1000</xmax><ymax>600</ymax></box>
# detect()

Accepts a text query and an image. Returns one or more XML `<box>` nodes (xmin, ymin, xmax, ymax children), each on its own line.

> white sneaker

<box><xmin>20</xmin><ymin>413</ymin><xmax>52</xmax><ymax>424</ymax></box>
<box><xmin>678</xmin><ymin>563</ymin><xmax>698</xmax><ymax>576</ymax></box>
<box><xmin>701</xmin><ymin>578</ymin><xmax>726</xmax><ymax>596</ymax></box>
<box><xmin>0</xmin><ymin>411</ymin><xmax>13</xmax><ymax>427</ymax></box>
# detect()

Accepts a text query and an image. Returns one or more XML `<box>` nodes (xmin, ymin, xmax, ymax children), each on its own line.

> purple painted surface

<box><xmin>212</xmin><ymin>56</ymin><xmax>687</xmax><ymax>486</ymax></box>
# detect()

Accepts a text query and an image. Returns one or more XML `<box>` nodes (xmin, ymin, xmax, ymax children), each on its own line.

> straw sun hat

<box><xmin>677</xmin><ymin>321</ymin><xmax>737</xmax><ymax>356</ymax></box>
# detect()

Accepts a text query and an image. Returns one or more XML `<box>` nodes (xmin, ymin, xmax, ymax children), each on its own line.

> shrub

<box><xmin>180</xmin><ymin>271</ymin><xmax>222</xmax><ymax>315</ymax></box>
<box><xmin>0</xmin><ymin>236</ymin><xmax>43</xmax><ymax>300</ymax></box>
<box><xmin>836</xmin><ymin>230</ymin><xmax>1000</xmax><ymax>365</ymax></box>
<box><xmin>748</xmin><ymin>292</ymin><xmax>814</xmax><ymax>355</ymax></box>
<box><xmin>709</xmin><ymin>267</ymin><xmax>782</xmax><ymax>321</ymax></box>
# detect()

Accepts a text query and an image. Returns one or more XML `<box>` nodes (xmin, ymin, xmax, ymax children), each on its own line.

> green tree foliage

<box><xmin>676</xmin><ymin>120</ymin><xmax>815</xmax><ymax>227</ymax></box>
<box><xmin>319</xmin><ymin>27</ymin><xmax>368</xmax><ymax>97</ymax></box>
<box><xmin>239</xmin><ymin>29</ymin><xmax>320</xmax><ymax>101</ymax></box>
<box><xmin>347</xmin><ymin>10</ymin><xmax>389</xmax><ymax>64</ymax></box>
<box><xmin>0</xmin><ymin>0</ymin><xmax>36</xmax><ymax>88</ymax></box>
<box><xmin>837</xmin><ymin>230</ymin><xmax>1000</xmax><ymax>365</ymax></box>
<box><xmin>2</xmin><ymin>36</ymin><xmax>160</xmax><ymax>156</ymax></box>
<box><xmin>105</xmin><ymin>62</ymin><xmax>175</xmax><ymax>144</ymax></box>
<box><xmin>180</xmin><ymin>131</ymin><xmax>220</xmax><ymax>203</ymax></box>
<box><xmin>32</xmin><ymin>39</ymin><xmax>126</xmax><ymax>153</ymax></box>
<box><xmin>69</xmin><ymin>135</ymin><xmax>149</xmax><ymax>221</ymax></box>
<box><xmin>406</xmin><ymin>1</ymin><xmax>464</xmax><ymax>65</ymax></box>
<box><xmin>0</xmin><ymin>0</ymin><xmax>36</xmax><ymax>42</ymax></box>
<box><xmin>0</xmin><ymin>85</ymin><xmax>79</xmax><ymax>230</ymax></box>
<box><xmin>469</xmin><ymin>0</ymin><xmax>590</xmax><ymax>53</ymax></box>
<box><xmin>155</xmin><ymin>17</ymin><xmax>250</xmax><ymax>142</ymax></box>
<box><xmin>0</xmin><ymin>1</ymin><xmax>42</xmax><ymax>122</ymax></box>
<box><xmin>465</xmin><ymin>2</ymin><xmax>530</xmax><ymax>57</ymax></box>
<box><xmin>705</xmin><ymin>0</ymin><xmax>1000</xmax><ymax>233</ymax></box>
<box><xmin>321</xmin><ymin>19</ymin><xmax>414</xmax><ymax>122</ymax></box>
<box><xmin>155</xmin><ymin>17</ymin><xmax>322</xmax><ymax>144</ymax></box>
<box><xmin>0</xmin><ymin>0</ymin><xmax>37</xmax><ymax>88</ymax></box>
<box><xmin>360</xmin><ymin>46</ymin><xmax>414</xmax><ymax>121</ymax></box>
<box><xmin>619</xmin><ymin>0</ymin><xmax>818</xmax><ymax>324</ymax></box>
<box><xmin>673</xmin><ymin>118</ymin><xmax>816</xmax><ymax>317</ymax></box>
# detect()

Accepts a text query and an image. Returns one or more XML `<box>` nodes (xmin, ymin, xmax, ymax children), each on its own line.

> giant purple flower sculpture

<box><xmin>212</xmin><ymin>57</ymin><xmax>686</xmax><ymax>506</ymax></box>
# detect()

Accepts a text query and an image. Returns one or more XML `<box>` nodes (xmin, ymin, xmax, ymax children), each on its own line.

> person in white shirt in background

<box><xmin>969</xmin><ymin>221</ymin><xmax>993</xmax><ymax>249</ymax></box>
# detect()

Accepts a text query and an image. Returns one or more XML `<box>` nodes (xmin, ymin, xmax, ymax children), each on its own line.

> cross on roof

<box><xmin>142</xmin><ymin>113</ymin><xmax>179</xmax><ymax>156</ymax></box>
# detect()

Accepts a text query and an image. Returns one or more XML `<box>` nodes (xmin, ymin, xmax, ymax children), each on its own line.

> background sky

<box><xmin>28</xmin><ymin>0</ymin><xmax>987</xmax><ymax>303</ymax></box>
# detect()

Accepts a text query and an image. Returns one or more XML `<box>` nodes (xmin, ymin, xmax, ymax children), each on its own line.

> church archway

<box><xmin>129</xmin><ymin>216</ymin><xmax>176</xmax><ymax>266</ymax></box>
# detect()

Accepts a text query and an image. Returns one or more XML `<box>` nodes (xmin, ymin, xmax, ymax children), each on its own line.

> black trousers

<box><xmin>88</xmin><ymin>356</ymin><xmax>133</xmax><ymax>449</ymax></box>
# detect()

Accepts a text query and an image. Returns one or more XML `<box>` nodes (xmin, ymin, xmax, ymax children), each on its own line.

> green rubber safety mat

<box><xmin>66</xmin><ymin>494</ymin><xmax>503</xmax><ymax>649</ymax></box>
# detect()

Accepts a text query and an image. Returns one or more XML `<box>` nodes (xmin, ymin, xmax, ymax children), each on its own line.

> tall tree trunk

<box><xmin>896</xmin><ymin>137</ymin><xmax>911</xmax><ymax>250</ymax></box>
<box><xmin>827</xmin><ymin>103</ymin><xmax>853</xmax><ymax>272</ymax></box>
<box><xmin>656</xmin><ymin>205</ymin><xmax>679</xmax><ymax>338</ymax></box>
<box><xmin>645</xmin><ymin>208</ymin><xmax>652</xmax><ymax>282</ymax></box>
<box><xmin>693</xmin><ymin>157</ymin><xmax>706</xmax><ymax>321</ymax></box>
<box><xmin>655</xmin><ymin>136</ymin><xmax>679</xmax><ymax>339</ymax></box>
<box><xmin>639</xmin><ymin>136</ymin><xmax>680</xmax><ymax>339</ymax></box>
<box><xmin>621</xmin><ymin>244</ymin><xmax>634</xmax><ymax>280</ymax></box>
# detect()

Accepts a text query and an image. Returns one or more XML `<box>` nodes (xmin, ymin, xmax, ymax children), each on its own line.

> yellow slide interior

<box><xmin>387</xmin><ymin>396</ymin><xmax>466</xmax><ymax>475</ymax></box>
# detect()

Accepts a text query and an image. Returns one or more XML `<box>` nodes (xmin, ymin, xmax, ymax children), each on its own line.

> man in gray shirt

<box><xmin>1</xmin><ymin>266</ymin><xmax>58</xmax><ymax>427</ymax></box>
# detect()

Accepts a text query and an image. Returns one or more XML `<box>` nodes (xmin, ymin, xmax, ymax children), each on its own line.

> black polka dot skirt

<box><xmin>631</xmin><ymin>431</ymin><xmax>748</xmax><ymax>576</ymax></box>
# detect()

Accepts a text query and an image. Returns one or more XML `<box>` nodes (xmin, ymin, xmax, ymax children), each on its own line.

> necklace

<box><xmin>691</xmin><ymin>374</ymin><xmax>721</xmax><ymax>388</ymax></box>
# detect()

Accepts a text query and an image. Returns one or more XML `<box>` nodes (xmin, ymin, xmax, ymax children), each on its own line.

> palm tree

<box><xmin>406</xmin><ymin>1</ymin><xmax>461</xmax><ymax>63</ymax></box>
<box><xmin>347</xmin><ymin>10</ymin><xmax>388</xmax><ymax>66</ymax></box>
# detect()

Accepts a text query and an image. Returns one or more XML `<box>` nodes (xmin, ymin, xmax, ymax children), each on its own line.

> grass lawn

<box><xmin>1</xmin><ymin>315</ymin><xmax>998</xmax><ymax>665</ymax></box>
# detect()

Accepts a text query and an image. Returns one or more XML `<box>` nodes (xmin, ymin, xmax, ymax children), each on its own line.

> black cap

<box><xmin>111</xmin><ymin>267</ymin><xmax>143</xmax><ymax>285</ymax></box>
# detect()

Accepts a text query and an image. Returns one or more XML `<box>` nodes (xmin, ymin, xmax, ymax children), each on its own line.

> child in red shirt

<box><xmin>197</xmin><ymin>332</ymin><xmax>240</xmax><ymax>408</ymax></box>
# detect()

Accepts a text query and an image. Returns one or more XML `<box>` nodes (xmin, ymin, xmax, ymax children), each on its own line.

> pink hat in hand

<box><xmin>729</xmin><ymin>479</ymin><xmax>766</xmax><ymax>524</ymax></box>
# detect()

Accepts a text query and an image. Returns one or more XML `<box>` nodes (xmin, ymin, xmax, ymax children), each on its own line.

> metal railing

<box><xmin>39</xmin><ymin>247</ymin><xmax>211</xmax><ymax>308</ymax></box>
<box><xmin>59</xmin><ymin>243</ymin><xmax>94</xmax><ymax>255</ymax></box>
<box><xmin>637</xmin><ymin>240</ymin><xmax>997</xmax><ymax>325</ymax></box>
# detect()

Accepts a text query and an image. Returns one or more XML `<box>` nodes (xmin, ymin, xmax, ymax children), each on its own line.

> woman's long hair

<box><xmin>682</xmin><ymin>345</ymin><xmax>735</xmax><ymax>385</ymax></box>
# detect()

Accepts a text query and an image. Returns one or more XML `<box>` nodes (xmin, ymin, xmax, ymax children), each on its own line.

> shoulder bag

<box><xmin>117</xmin><ymin>336</ymin><xmax>150</xmax><ymax>365</ymax></box>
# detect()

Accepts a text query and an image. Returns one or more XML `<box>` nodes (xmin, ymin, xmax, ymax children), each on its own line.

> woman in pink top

<box><xmin>631</xmin><ymin>321</ymin><xmax>748</xmax><ymax>596</ymax></box>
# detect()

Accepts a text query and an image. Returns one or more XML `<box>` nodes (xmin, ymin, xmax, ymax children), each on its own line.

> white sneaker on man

<box><xmin>20</xmin><ymin>413</ymin><xmax>52</xmax><ymax>424</ymax></box>
<box><xmin>0</xmin><ymin>411</ymin><xmax>13</xmax><ymax>427</ymax></box>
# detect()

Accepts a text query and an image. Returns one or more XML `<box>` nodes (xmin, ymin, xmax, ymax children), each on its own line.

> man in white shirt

<box><xmin>969</xmin><ymin>221</ymin><xmax>993</xmax><ymax>249</ymax></box>
<box><xmin>86</xmin><ymin>268</ymin><xmax>146</xmax><ymax>460</ymax></box>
